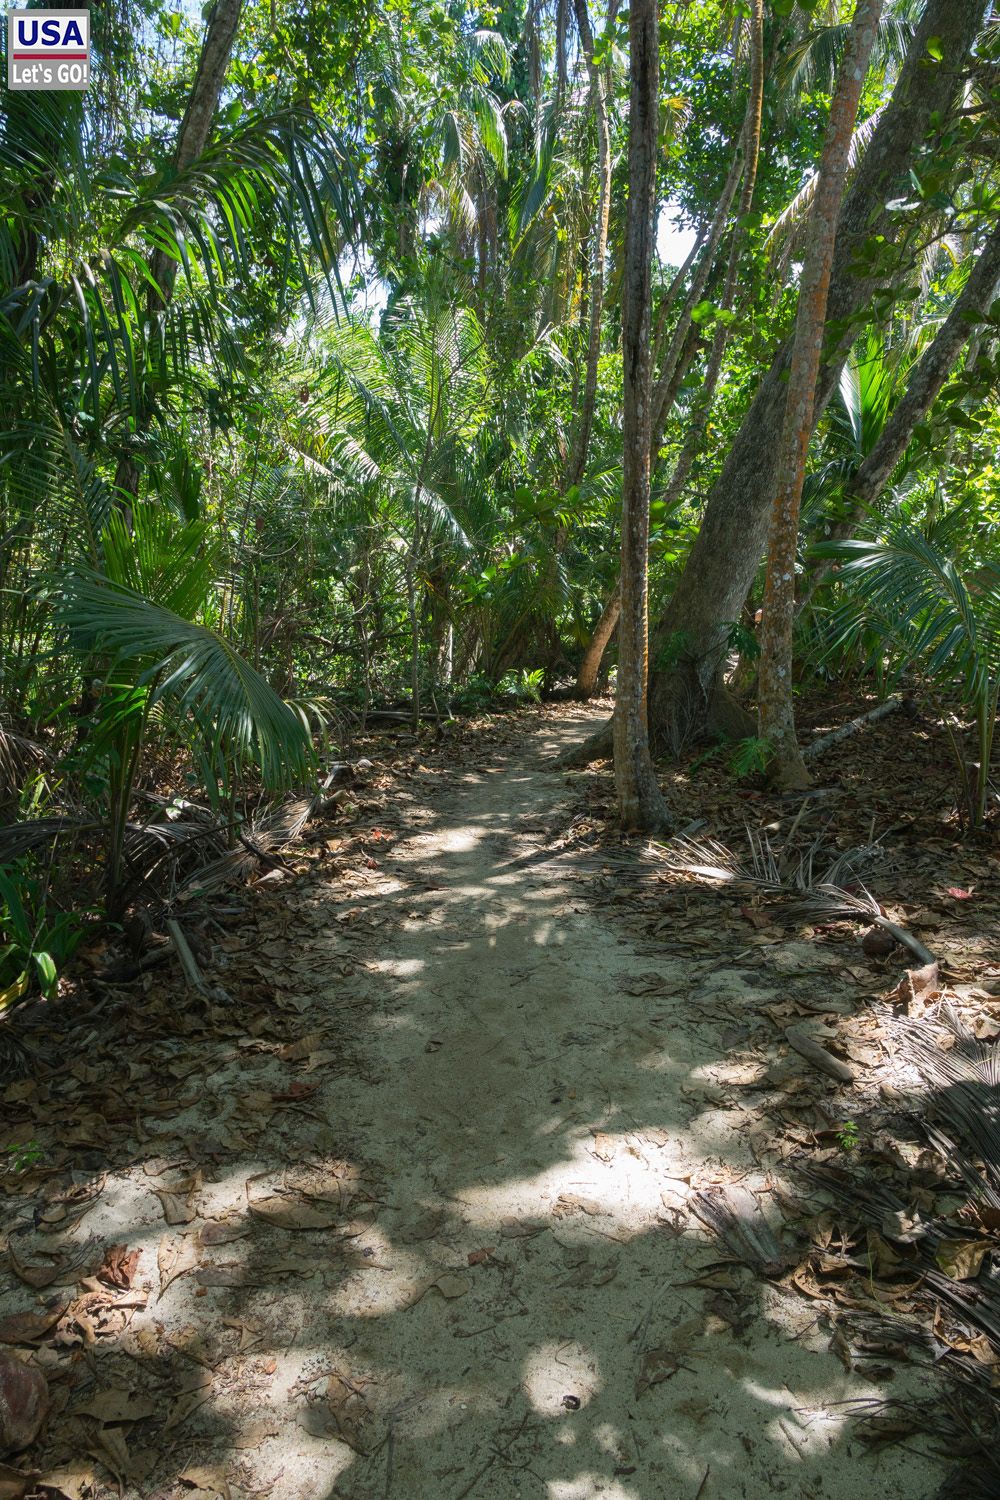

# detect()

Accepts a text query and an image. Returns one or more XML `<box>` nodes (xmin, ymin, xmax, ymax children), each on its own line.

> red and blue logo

<box><xmin>7</xmin><ymin>9</ymin><xmax>90</xmax><ymax>90</ymax></box>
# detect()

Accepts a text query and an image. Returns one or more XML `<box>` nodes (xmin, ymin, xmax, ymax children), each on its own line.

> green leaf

<box><xmin>33</xmin><ymin>952</ymin><xmax>58</xmax><ymax>999</ymax></box>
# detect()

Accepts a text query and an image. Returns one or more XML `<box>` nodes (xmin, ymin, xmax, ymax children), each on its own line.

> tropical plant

<box><xmin>57</xmin><ymin>505</ymin><xmax>313</xmax><ymax>912</ymax></box>
<box><xmin>818</xmin><ymin>518</ymin><xmax>1000</xmax><ymax>828</ymax></box>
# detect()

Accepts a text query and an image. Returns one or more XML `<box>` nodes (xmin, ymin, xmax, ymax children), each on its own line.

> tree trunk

<box><xmin>647</xmin><ymin>0</ymin><xmax>987</xmax><ymax>751</ymax></box>
<box><xmin>658</xmin><ymin>0</ymin><xmax>764</xmax><ymax>499</ymax></box>
<box><xmin>614</xmin><ymin>0</ymin><xmax>672</xmax><ymax>832</ymax></box>
<box><xmin>114</xmin><ymin>0</ymin><xmax>244</xmax><ymax>511</ymax></box>
<box><xmin>566</xmin><ymin>0</ymin><xmax>614</xmax><ymax>490</ymax></box>
<box><xmin>758</xmin><ymin>0</ymin><xmax>883</xmax><ymax>791</ymax></box>
<box><xmin>576</xmin><ymin>582</ymin><xmax>620</xmax><ymax>698</ymax></box>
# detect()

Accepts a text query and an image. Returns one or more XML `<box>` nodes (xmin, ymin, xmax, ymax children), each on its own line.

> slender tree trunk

<box><xmin>614</xmin><ymin>0</ymin><xmax>672</xmax><ymax>831</ymax></box>
<box><xmin>646</xmin><ymin>0</ymin><xmax>987</xmax><ymax>752</ymax></box>
<box><xmin>114</xmin><ymin>0</ymin><xmax>243</xmax><ymax>512</ymax></box>
<box><xmin>649</xmin><ymin>136</ymin><xmax>743</xmax><ymax>459</ymax></box>
<box><xmin>758</xmin><ymin>0</ymin><xmax>883</xmax><ymax>790</ymax></box>
<box><xmin>576</xmin><ymin>582</ymin><xmax>620</xmax><ymax>698</ymax></box>
<box><xmin>658</xmin><ymin>0</ymin><xmax>765</xmax><ymax>499</ymax></box>
<box><xmin>566</xmin><ymin>0</ymin><xmax>615</xmax><ymax>490</ymax></box>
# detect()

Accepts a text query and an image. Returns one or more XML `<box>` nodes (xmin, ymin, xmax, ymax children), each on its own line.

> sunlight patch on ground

<box><xmin>522</xmin><ymin>1340</ymin><xmax>602</xmax><ymax>1414</ymax></box>
<box><xmin>742</xmin><ymin>1378</ymin><xmax>852</xmax><ymax>1456</ymax></box>
<box><xmin>456</xmin><ymin>1130</ymin><xmax>666</xmax><ymax>1232</ymax></box>
<box><xmin>547</xmin><ymin>1476</ymin><xmax>639</xmax><ymax>1499</ymax></box>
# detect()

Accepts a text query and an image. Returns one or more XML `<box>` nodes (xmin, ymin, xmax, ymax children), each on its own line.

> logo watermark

<box><xmin>7</xmin><ymin>9</ymin><xmax>90</xmax><ymax>90</ymax></box>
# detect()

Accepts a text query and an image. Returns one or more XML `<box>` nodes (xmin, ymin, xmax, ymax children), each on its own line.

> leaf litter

<box><xmin>0</xmin><ymin>704</ymin><xmax>996</xmax><ymax>1497</ymax></box>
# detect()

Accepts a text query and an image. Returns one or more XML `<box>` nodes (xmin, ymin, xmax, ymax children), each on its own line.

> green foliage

<box><xmin>0</xmin><ymin>863</ymin><xmax>83</xmax><ymax>1003</ymax></box>
<box><xmin>729</xmin><ymin>736</ymin><xmax>775</xmax><ymax>780</ymax></box>
<box><xmin>2</xmin><ymin>1141</ymin><xmax>44</xmax><ymax>1174</ymax></box>
<box><xmin>817</xmin><ymin>518</ymin><xmax>1000</xmax><ymax>828</ymax></box>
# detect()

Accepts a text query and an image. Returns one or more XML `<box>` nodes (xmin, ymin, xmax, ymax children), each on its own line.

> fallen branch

<box><xmin>803</xmin><ymin>696</ymin><xmax>904</xmax><ymax>760</ymax></box>
<box><xmin>785</xmin><ymin>1024</ymin><xmax>855</xmax><ymax>1083</ymax></box>
<box><xmin>165</xmin><ymin>919</ymin><xmax>208</xmax><ymax>995</ymax></box>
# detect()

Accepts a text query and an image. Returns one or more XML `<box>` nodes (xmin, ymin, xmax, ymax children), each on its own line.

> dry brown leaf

<box><xmin>248</xmin><ymin>1195</ymin><xmax>339</xmax><ymax>1231</ymax></box>
<box><xmin>75</xmin><ymin>1388</ymin><xmax>156</xmax><ymax>1424</ymax></box>
<box><xmin>158</xmin><ymin>1234</ymin><xmax>199</xmax><ymax>1298</ymax></box>
<box><xmin>278</xmin><ymin>1031</ymin><xmax>325</xmax><ymax>1062</ymax></box>
<box><xmin>0</xmin><ymin>1301</ymin><xmax>67</xmax><ymax>1344</ymax></box>
<box><xmin>935</xmin><ymin>1238</ymin><xmax>990</xmax><ymax>1281</ymax></box>
<box><xmin>154</xmin><ymin>1172</ymin><xmax>202</xmax><ymax>1225</ymax></box>
<box><xmin>179</xmin><ymin>1464</ymin><xmax>230</xmax><ymax>1499</ymax></box>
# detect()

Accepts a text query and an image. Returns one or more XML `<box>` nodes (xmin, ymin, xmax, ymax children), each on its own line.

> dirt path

<box><xmin>3</xmin><ymin>710</ymin><xmax>945</xmax><ymax>1500</ymax></box>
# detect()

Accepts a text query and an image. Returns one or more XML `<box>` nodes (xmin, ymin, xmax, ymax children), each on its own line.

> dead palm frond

<box><xmin>655</xmin><ymin>825</ymin><xmax>936</xmax><ymax>962</ymax></box>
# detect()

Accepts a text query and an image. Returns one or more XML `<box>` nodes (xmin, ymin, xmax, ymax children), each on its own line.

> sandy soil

<box><xmin>2</xmin><ymin>709</ymin><xmax>947</xmax><ymax>1500</ymax></box>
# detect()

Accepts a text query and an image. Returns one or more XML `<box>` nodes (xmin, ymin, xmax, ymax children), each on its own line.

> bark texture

<box><xmin>576</xmin><ymin>581</ymin><xmax>621</xmax><ymax>698</ymax></box>
<box><xmin>647</xmin><ymin>0</ymin><xmax>988</xmax><ymax>750</ymax></box>
<box><xmin>613</xmin><ymin>0</ymin><xmax>671</xmax><ymax>831</ymax></box>
<box><xmin>758</xmin><ymin>0</ymin><xmax>883</xmax><ymax>790</ymax></box>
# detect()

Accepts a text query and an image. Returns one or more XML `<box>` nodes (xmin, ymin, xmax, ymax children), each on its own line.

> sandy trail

<box><xmin>4</xmin><ymin>709</ymin><xmax>944</xmax><ymax>1500</ymax></box>
<box><xmin>271</xmin><ymin>708</ymin><xmax>939</xmax><ymax>1499</ymax></box>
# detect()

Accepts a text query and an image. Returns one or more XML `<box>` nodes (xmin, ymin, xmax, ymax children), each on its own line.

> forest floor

<box><xmin>5</xmin><ymin>704</ymin><xmax>999</xmax><ymax>1500</ymax></box>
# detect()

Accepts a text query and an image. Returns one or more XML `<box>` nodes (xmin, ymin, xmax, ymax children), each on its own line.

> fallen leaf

<box><xmin>434</xmin><ymin>1273</ymin><xmax>472</xmax><ymax>1299</ymax></box>
<box><xmin>935</xmin><ymin>1238</ymin><xmax>990</xmax><ymax>1281</ymax></box>
<box><xmin>75</xmin><ymin>1388</ymin><xmax>157</xmax><ymax>1424</ymax></box>
<box><xmin>0</xmin><ymin>1301</ymin><xmax>67</xmax><ymax>1344</ymax></box>
<box><xmin>158</xmin><ymin>1234</ymin><xmax>199</xmax><ymax>1298</ymax></box>
<box><xmin>248</xmin><ymin>1195</ymin><xmax>339</xmax><ymax>1231</ymax></box>
<box><xmin>154</xmin><ymin>1172</ymin><xmax>202</xmax><ymax>1226</ymax></box>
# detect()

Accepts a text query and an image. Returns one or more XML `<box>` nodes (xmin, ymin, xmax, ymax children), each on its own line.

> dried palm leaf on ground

<box><xmin>690</xmin><ymin>1184</ymin><xmax>797</xmax><ymax>1277</ymax></box>
<box><xmin>890</xmin><ymin>1012</ymin><xmax>1000</xmax><ymax>1207</ymax></box>
<box><xmin>655</xmin><ymin>825</ymin><xmax>936</xmax><ymax>964</ymax></box>
<box><xmin>178</xmin><ymin>782</ymin><xmax>339</xmax><ymax>897</ymax></box>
